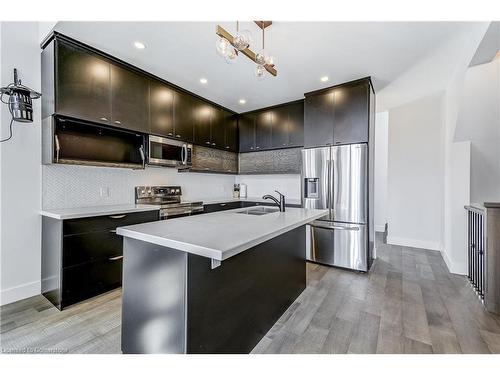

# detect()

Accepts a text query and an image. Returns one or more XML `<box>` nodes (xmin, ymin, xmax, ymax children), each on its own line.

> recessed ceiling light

<box><xmin>134</xmin><ymin>41</ymin><xmax>146</xmax><ymax>49</ymax></box>
<box><xmin>199</xmin><ymin>78</ymin><xmax>208</xmax><ymax>84</ymax></box>
<box><xmin>239</xmin><ymin>99</ymin><xmax>246</xmax><ymax>104</ymax></box>
<box><xmin>320</xmin><ymin>76</ymin><xmax>329</xmax><ymax>82</ymax></box>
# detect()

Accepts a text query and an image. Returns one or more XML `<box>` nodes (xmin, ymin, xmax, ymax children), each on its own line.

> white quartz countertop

<box><xmin>117</xmin><ymin>207</ymin><xmax>327</xmax><ymax>261</ymax></box>
<box><xmin>199</xmin><ymin>196</ymin><xmax>302</xmax><ymax>206</ymax></box>
<box><xmin>41</xmin><ymin>204</ymin><xmax>160</xmax><ymax>220</ymax></box>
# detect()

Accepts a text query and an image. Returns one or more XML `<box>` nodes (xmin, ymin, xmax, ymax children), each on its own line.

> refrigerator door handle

<box><xmin>326</xmin><ymin>159</ymin><xmax>331</xmax><ymax>211</ymax></box>
<box><xmin>328</xmin><ymin>147</ymin><xmax>333</xmax><ymax>218</ymax></box>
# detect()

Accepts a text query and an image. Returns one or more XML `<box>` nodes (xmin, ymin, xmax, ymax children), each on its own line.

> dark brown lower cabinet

<box><xmin>62</xmin><ymin>257</ymin><xmax>123</xmax><ymax>308</ymax></box>
<box><xmin>203</xmin><ymin>201</ymin><xmax>242</xmax><ymax>213</ymax></box>
<box><xmin>42</xmin><ymin>210</ymin><xmax>159</xmax><ymax>310</ymax></box>
<box><xmin>62</xmin><ymin>230</ymin><xmax>123</xmax><ymax>268</ymax></box>
<box><xmin>203</xmin><ymin>200</ymin><xmax>301</xmax><ymax>214</ymax></box>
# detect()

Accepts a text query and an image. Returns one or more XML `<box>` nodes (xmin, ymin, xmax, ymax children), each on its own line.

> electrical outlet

<box><xmin>99</xmin><ymin>187</ymin><xmax>110</xmax><ymax>198</ymax></box>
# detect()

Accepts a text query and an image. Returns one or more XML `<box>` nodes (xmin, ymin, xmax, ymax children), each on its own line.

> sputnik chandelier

<box><xmin>215</xmin><ymin>21</ymin><xmax>277</xmax><ymax>79</ymax></box>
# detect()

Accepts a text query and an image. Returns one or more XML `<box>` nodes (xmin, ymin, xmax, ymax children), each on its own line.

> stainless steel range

<box><xmin>135</xmin><ymin>186</ymin><xmax>203</xmax><ymax>220</ymax></box>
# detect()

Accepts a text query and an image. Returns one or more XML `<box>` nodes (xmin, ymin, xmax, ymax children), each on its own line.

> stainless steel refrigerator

<box><xmin>302</xmin><ymin>144</ymin><xmax>371</xmax><ymax>271</ymax></box>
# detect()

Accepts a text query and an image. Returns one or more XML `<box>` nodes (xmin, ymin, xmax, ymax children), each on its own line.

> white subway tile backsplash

<box><xmin>235</xmin><ymin>174</ymin><xmax>301</xmax><ymax>200</ymax></box>
<box><xmin>42</xmin><ymin>165</ymin><xmax>235</xmax><ymax>209</ymax></box>
<box><xmin>42</xmin><ymin>165</ymin><xmax>302</xmax><ymax>210</ymax></box>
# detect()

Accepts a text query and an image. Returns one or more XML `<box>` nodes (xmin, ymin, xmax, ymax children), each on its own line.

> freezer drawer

<box><xmin>306</xmin><ymin>221</ymin><xmax>367</xmax><ymax>271</ymax></box>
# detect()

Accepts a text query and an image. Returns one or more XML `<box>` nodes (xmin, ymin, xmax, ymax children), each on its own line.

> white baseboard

<box><xmin>441</xmin><ymin>250</ymin><xmax>467</xmax><ymax>275</ymax></box>
<box><xmin>386</xmin><ymin>236</ymin><xmax>442</xmax><ymax>252</ymax></box>
<box><xmin>0</xmin><ymin>280</ymin><xmax>40</xmax><ymax>306</ymax></box>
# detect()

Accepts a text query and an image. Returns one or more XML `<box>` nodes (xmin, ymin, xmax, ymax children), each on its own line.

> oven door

<box><xmin>148</xmin><ymin>135</ymin><xmax>191</xmax><ymax>167</ymax></box>
<box><xmin>159</xmin><ymin>203</ymin><xmax>203</xmax><ymax>220</ymax></box>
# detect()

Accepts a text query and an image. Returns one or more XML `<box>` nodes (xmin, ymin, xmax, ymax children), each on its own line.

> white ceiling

<box><xmin>54</xmin><ymin>21</ymin><xmax>486</xmax><ymax>112</ymax></box>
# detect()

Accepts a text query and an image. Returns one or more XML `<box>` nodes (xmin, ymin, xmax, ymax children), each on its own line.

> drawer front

<box><xmin>203</xmin><ymin>201</ymin><xmax>242</xmax><ymax>213</ymax></box>
<box><xmin>63</xmin><ymin>230</ymin><xmax>122</xmax><ymax>268</ymax></box>
<box><xmin>62</xmin><ymin>257</ymin><xmax>123</xmax><ymax>308</ymax></box>
<box><xmin>241</xmin><ymin>201</ymin><xmax>274</xmax><ymax>208</ymax></box>
<box><xmin>63</xmin><ymin>210</ymin><xmax>159</xmax><ymax>235</ymax></box>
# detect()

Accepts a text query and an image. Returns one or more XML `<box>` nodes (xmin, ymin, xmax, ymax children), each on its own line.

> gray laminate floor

<box><xmin>2</xmin><ymin>234</ymin><xmax>500</xmax><ymax>354</ymax></box>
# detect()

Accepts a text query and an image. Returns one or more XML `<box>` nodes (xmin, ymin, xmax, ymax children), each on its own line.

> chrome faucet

<box><xmin>262</xmin><ymin>190</ymin><xmax>286</xmax><ymax>212</ymax></box>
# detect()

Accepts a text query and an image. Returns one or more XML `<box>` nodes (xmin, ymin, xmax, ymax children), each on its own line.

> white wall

<box><xmin>0</xmin><ymin>22</ymin><xmax>42</xmax><ymax>305</ymax></box>
<box><xmin>442</xmin><ymin>140</ymin><xmax>471</xmax><ymax>274</ymax></box>
<box><xmin>454</xmin><ymin>56</ymin><xmax>500</xmax><ymax>204</ymax></box>
<box><xmin>234</xmin><ymin>174</ymin><xmax>301</xmax><ymax>201</ymax></box>
<box><xmin>387</xmin><ymin>93</ymin><xmax>445</xmax><ymax>251</ymax></box>
<box><xmin>374</xmin><ymin>111</ymin><xmax>388</xmax><ymax>232</ymax></box>
<box><xmin>440</xmin><ymin>23</ymin><xmax>491</xmax><ymax>275</ymax></box>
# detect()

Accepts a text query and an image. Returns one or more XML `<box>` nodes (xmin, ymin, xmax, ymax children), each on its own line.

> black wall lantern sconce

<box><xmin>0</xmin><ymin>68</ymin><xmax>42</xmax><ymax>143</ymax></box>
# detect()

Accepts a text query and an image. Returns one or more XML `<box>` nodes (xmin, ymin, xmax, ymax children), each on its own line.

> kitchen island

<box><xmin>116</xmin><ymin>206</ymin><xmax>327</xmax><ymax>354</ymax></box>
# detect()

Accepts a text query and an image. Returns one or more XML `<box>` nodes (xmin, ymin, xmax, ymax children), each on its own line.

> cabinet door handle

<box><xmin>109</xmin><ymin>214</ymin><xmax>126</xmax><ymax>219</ymax></box>
<box><xmin>109</xmin><ymin>255</ymin><xmax>124</xmax><ymax>261</ymax></box>
<box><xmin>225</xmin><ymin>146</ymin><xmax>229</xmax><ymax>149</ymax></box>
<box><xmin>168</xmin><ymin>132</ymin><xmax>173</xmax><ymax>136</ymax></box>
<box><xmin>220</xmin><ymin>203</ymin><xmax>227</xmax><ymax>206</ymax></box>
<box><xmin>139</xmin><ymin>145</ymin><xmax>145</xmax><ymax>167</ymax></box>
<box><xmin>109</xmin><ymin>229</ymin><xmax>116</xmax><ymax>233</ymax></box>
<box><xmin>114</xmin><ymin>120</ymin><xmax>122</xmax><ymax>125</ymax></box>
<box><xmin>212</xmin><ymin>143</ymin><xmax>216</xmax><ymax>146</ymax></box>
<box><xmin>176</xmin><ymin>134</ymin><xmax>181</xmax><ymax>138</ymax></box>
<box><xmin>100</xmin><ymin>117</ymin><xmax>108</xmax><ymax>122</ymax></box>
<box><xmin>205</xmin><ymin>141</ymin><xmax>211</xmax><ymax>145</ymax></box>
<box><xmin>255</xmin><ymin>146</ymin><xmax>260</xmax><ymax>149</ymax></box>
<box><xmin>54</xmin><ymin>134</ymin><xmax>60</xmax><ymax>163</ymax></box>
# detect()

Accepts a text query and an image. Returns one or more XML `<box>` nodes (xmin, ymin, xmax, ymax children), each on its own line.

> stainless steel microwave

<box><xmin>147</xmin><ymin>135</ymin><xmax>192</xmax><ymax>168</ymax></box>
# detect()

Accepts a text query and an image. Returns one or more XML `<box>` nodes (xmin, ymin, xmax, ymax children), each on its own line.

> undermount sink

<box><xmin>237</xmin><ymin>206</ymin><xmax>280</xmax><ymax>216</ymax></box>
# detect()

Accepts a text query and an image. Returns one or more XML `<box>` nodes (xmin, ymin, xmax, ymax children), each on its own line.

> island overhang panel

<box><xmin>121</xmin><ymin>226</ymin><xmax>306</xmax><ymax>354</ymax></box>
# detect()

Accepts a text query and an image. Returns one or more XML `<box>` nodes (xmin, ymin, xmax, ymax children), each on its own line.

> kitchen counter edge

<box><xmin>116</xmin><ymin>207</ymin><xmax>327</xmax><ymax>262</ymax></box>
<box><xmin>40</xmin><ymin>204</ymin><xmax>161</xmax><ymax>220</ymax></box>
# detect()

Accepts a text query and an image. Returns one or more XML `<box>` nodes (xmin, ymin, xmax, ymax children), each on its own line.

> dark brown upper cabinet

<box><xmin>239</xmin><ymin>113</ymin><xmax>256</xmax><ymax>152</ymax></box>
<box><xmin>304</xmin><ymin>78</ymin><xmax>372</xmax><ymax>148</ymax></box>
<box><xmin>193</xmin><ymin>98</ymin><xmax>212</xmax><ymax>146</ymax></box>
<box><xmin>240</xmin><ymin>101</ymin><xmax>304</xmax><ymax>153</ymax></box>
<box><xmin>55</xmin><ymin>41</ymin><xmax>112</xmax><ymax>125</ymax></box>
<box><xmin>304</xmin><ymin>90</ymin><xmax>334</xmax><ymax>148</ymax></box>
<box><xmin>150</xmin><ymin>81</ymin><xmax>174</xmax><ymax>138</ymax></box>
<box><xmin>271</xmin><ymin>101</ymin><xmax>304</xmax><ymax>149</ymax></box>
<box><xmin>332</xmin><ymin>81</ymin><xmax>369</xmax><ymax>145</ymax></box>
<box><xmin>211</xmin><ymin>107</ymin><xmax>226</xmax><ymax>148</ymax></box>
<box><xmin>255</xmin><ymin>111</ymin><xmax>273</xmax><ymax>151</ymax></box>
<box><xmin>286</xmin><ymin>101</ymin><xmax>304</xmax><ymax>147</ymax></box>
<box><xmin>271</xmin><ymin>106</ymin><xmax>288</xmax><ymax>148</ymax></box>
<box><xmin>173</xmin><ymin>90</ymin><xmax>194</xmax><ymax>142</ymax></box>
<box><xmin>224</xmin><ymin>111</ymin><xmax>239</xmax><ymax>152</ymax></box>
<box><xmin>110</xmin><ymin>64</ymin><xmax>150</xmax><ymax>133</ymax></box>
<box><xmin>192</xmin><ymin>102</ymin><xmax>234</xmax><ymax>150</ymax></box>
<box><xmin>43</xmin><ymin>35</ymin><xmax>235</xmax><ymax>151</ymax></box>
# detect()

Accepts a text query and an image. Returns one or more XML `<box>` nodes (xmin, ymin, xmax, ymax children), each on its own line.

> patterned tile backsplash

<box><xmin>42</xmin><ymin>165</ymin><xmax>236</xmax><ymax>209</ymax></box>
